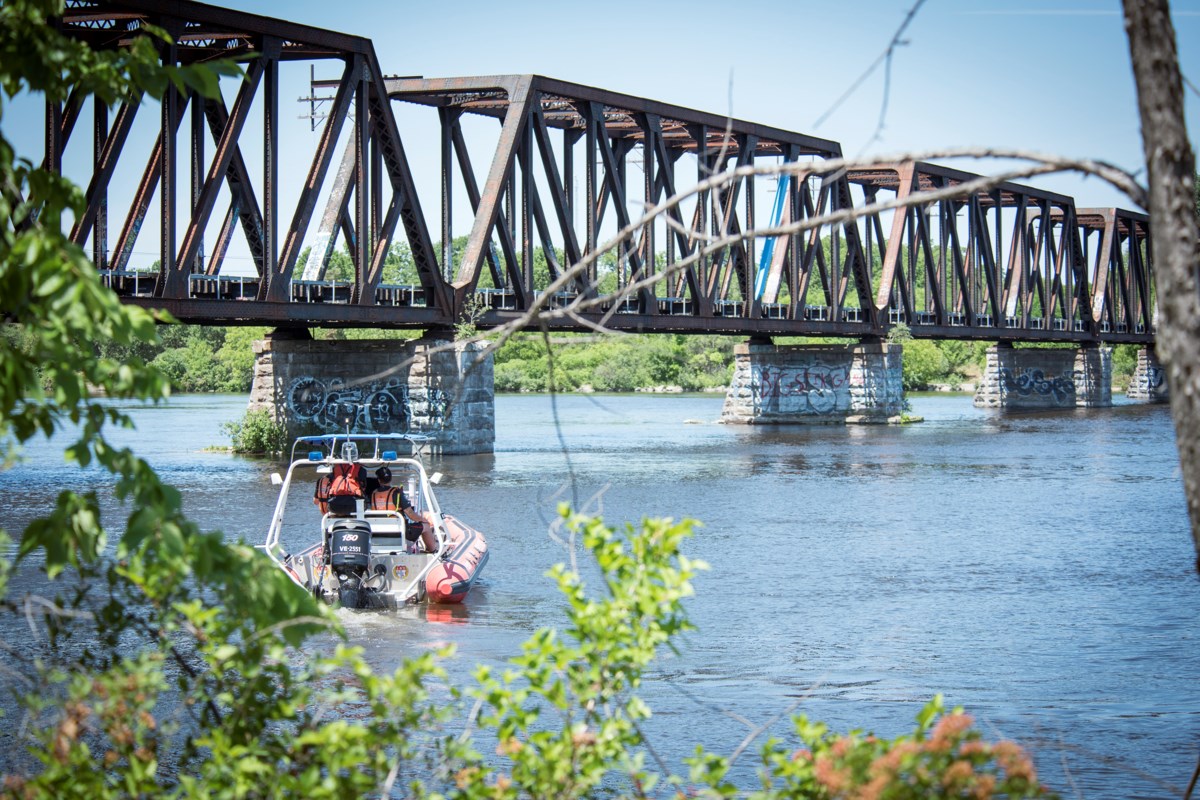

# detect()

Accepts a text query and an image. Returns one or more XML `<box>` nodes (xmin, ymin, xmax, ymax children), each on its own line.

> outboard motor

<box><xmin>329</xmin><ymin>519</ymin><xmax>372</xmax><ymax>609</ymax></box>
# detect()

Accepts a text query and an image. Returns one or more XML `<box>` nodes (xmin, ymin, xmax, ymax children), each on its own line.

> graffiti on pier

<box><xmin>999</xmin><ymin>367</ymin><xmax>1076</xmax><ymax>403</ymax></box>
<box><xmin>1129</xmin><ymin>364</ymin><xmax>1166</xmax><ymax>398</ymax></box>
<box><xmin>751</xmin><ymin>363</ymin><xmax>850</xmax><ymax>416</ymax></box>
<box><xmin>287</xmin><ymin>376</ymin><xmax>428</xmax><ymax>433</ymax></box>
<box><xmin>414</xmin><ymin>387</ymin><xmax>450</xmax><ymax>428</ymax></box>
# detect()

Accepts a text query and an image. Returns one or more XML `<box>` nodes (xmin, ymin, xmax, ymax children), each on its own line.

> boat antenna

<box><xmin>330</xmin><ymin>402</ymin><xmax>354</xmax><ymax>458</ymax></box>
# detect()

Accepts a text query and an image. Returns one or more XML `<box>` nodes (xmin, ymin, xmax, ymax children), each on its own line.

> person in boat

<box><xmin>313</xmin><ymin>472</ymin><xmax>333</xmax><ymax>514</ymax></box>
<box><xmin>326</xmin><ymin>441</ymin><xmax>368</xmax><ymax>516</ymax></box>
<box><xmin>370</xmin><ymin>466</ymin><xmax>436</xmax><ymax>553</ymax></box>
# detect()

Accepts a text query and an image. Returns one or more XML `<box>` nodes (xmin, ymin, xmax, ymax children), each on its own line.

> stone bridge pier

<box><xmin>1126</xmin><ymin>347</ymin><xmax>1169</xmax><ymax>403</ymax></box>
<box><xmin>722</xmin><ymin>339</ymin><xmax>905</xmax><ymax>424</ymax></box>
<box><xmin>973</xmin><ymin>344</ymin><xmax>1111</xmax><ymax>410</ymax></box>
<box><xmin>248</xmin><ymin>330</ymin><xmax>495</xmax><ymax>454</ymax></box>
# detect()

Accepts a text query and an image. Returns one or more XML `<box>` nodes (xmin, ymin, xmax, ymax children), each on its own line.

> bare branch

<box><xmin>813</xmin><ymin>0</ymin><xmax>928</xmax><ymax>145</ymax></box>
<box><xmin>487</xmin><ymin>148</ymin><xmax>1144</xmax><ymax>334</ymax></box>
<box><xmin>1184</xmin><ymin>72</ymin><xmax>1200</xmax><ymax>101</ymax></box>
<box><xmin>1185</xmin><ymin>749</ymin><xmax>1199</xmax><ymax>800</ymax></box>
<box><xmin>628</xmin><ymin>715</ymin><xmax>673</xmax><ymax>785</ymax></box>
<box><xmin>522</xmin><ymin>147</ymin><xmax>1143</xmax><ymax>324</ymax></box>
<box><xmin>457</xmin><ymin>694</ymin><xmax>484</xmax><ymax>742</ymax></box>
<box><xmin>728</xmin><ymin>694</ymin><xmax>808</xmax><ymax>766</ymax></box>
<box><xmin>1026</xmin><ymin>736</ymin><xmax>1184</xmax><ymax>796</ymax></box>
<box><xmin>378</xmin><ymin>760</ymin><xmax>402</xmax><ymax>800</ymax></box>
<box><xmin>541</xmin><ymin>327</ymin><xmax>579</xmax><ymax>511</ymax></box>
<box><xmin>21</xmin><ymin>594</ymin><xmax>94</xmax><ymax>641</ymax></box>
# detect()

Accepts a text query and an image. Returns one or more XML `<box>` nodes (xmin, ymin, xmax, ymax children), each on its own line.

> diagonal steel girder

<box><xmin>361</xmin><ymin>55</ymin><xmax>445</xmax><ymax>310</ymax></box>
<box><xmin>170</xmin><ymin>58</ymin><xmax>266</xmax><ymax>298</ymax></box>
<box><xmin>284</xmin><ymin>58</ymin><xmax>356</xmax><ymax>289</ymax></box>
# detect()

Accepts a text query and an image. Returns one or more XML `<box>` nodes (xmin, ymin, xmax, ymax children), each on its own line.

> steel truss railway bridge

<box><xmin>48</xmin><ymin>0</ymin><xmax>1155</xmax><ymax>349</ymax></box>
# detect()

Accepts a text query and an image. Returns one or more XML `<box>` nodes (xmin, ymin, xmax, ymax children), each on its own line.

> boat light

<box><xmin>307</xmin><ymin>451</ymin><xmax>323</xmax><ymax>461</ymax></box>
<box><xmin>382</xmin><ymin>450</ymin><xmax>397</xmax><ymax>460</ymax></box>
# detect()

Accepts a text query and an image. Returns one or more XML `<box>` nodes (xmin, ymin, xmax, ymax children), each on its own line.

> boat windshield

<box><xmin>290</xmin><ymin>432</ymin><xmax>433</xmax><ymax>463</ymax></box>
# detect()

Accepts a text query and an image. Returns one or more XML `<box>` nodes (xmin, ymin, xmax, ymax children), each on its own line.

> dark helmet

<box><xmin>375</xmin><ymin>466</ymin><xmax>392</xmax><ymax>482</ymax></box>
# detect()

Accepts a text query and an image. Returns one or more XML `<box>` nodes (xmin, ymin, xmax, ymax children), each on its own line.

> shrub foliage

<box><xmin>222</xmin><ymin>408</ymin><xmax>289</xmax><ymax>455</ymax></box>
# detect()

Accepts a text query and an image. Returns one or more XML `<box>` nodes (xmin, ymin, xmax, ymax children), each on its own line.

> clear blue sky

<box><xmin>10</xmin><ymin>1</ymin><xmax>1199</xmax><ymax>270</ymax></box>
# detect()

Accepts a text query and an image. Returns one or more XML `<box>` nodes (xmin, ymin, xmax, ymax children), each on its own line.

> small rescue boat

<box><xmin>262</xmin><ymin>433</ymin><xmax>488</xmax><ymax>609</ymax></box>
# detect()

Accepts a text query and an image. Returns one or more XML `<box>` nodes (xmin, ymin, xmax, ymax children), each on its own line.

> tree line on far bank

<box><xmin>22</xmin><ymin>322</ymin><xmax>1143</xmax><ymax>396</ymax></box>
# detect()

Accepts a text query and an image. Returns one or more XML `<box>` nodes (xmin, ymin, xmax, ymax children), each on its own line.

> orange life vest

<box><xmin>329</xmin><ymin>463</ymin><xmax>364</xmax><ymax>497</ymax></box>
<box><xmin>314</xmin><ymin>474</ymin><xmax>333</xmax><ymax>512</ymax></box>
<box><xmin>370</xmin><ymin>486</ymin><xmax>400</xmax><ymax>511</ymax></box>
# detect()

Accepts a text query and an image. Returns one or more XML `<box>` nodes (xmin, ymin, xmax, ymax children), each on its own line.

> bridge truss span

<box><xmin>846</xmin><ymin>163</ymin><xmax>1154</xmax><ymax>343</ymax></box>
<box><xmin>56</xmin><ymin>0</ymin><xmax>448</xmax><ymax>323</ymax></box>
<box><xmin>46</xmin><ymin>0</ymin><xmax>1155</xmax><ymax>347</ymax></box>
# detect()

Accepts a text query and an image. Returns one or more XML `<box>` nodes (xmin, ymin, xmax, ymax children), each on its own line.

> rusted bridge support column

<box><xmin>1127</xmin><ymin>347</ymin><xmax>1169</xmax><ymax>403</ymax></box>
<box><xmin>973</xmin><ymin>345</ymin><xmax>1112</xmax><ymax>410</ymax></box>
<box><xmin>721</xmin><ymin>340</ymin><xmax>905</xmax><ymax>424</ymax></box>
<box><xmin>248</xmin><ymin>330</ymin><xmax>494</xmax><ymax>454</ymax></box>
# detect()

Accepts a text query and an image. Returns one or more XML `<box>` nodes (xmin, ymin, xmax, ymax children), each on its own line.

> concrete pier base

<box><xmin>248</xmin><ymin>331</ymin><xmax>494</xmax><ymax>454</ymax></box>
<box><xmin>721</xmin><ymin>340</ymin><xmax>904</xmax><ymax>424</ymax></box>
<box><xmin>973</xmin><ymin>345</ymin><xmax>1112</xmax><ymax>409</ymax></box>
<box><xmin>1126</xmin><ymin>348</ymin><xmax>1169</xmax><ymax>403</ymax></box>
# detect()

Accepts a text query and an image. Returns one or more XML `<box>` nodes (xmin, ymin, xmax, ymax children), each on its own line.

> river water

<box><xmin>1</xmin><ymin>392</ymin><xmax>1196</xmax><ymax>797</ymax></box>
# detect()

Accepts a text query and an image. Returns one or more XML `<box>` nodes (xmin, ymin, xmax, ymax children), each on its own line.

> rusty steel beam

<box><xmin>360</xmin><ymin>59</ymin><xmax>446</xmax><ymax>312</ymax></box>
<box><xmin>69</xmin><ymin>91</ymin><xmax>140</xmax><ymax>247</ymax></box>
<box><xmin>303</xmin><ymin>126</ymin><xmax>358</xmax><ymax>282</ymax></box>
<box><xmin>278</xmin><ymin>59</ymin><xmax>355</xmax><ymax>293</ymax></box>
<box><xmin>107</xmin><ymin>95</ymin><xmax>180</xmax><ymax>272</ymax></box>
<box><xmin>200</xmin><ymin>94</ymin><xmax>266</xmax><ymax>279</ymax></box>
<box><xmin>444</xmin><ymin>109</ymin><xmax>508</xmax><ymax>289</ymax></box>
<box><xmin>173</xmin><ymin>58</ymin><xmax>265</xmax><ymax>294</ymax></box>
<box><xmin>62</xmin><ymin>0</ymin><xmax>375</xmax><ymax>60</ymax></box>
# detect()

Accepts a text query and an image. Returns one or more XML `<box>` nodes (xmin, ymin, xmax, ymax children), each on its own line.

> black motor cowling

<box><xmin>328</xmin><ymin>519</ymin><xmax>372</xmax><ymax>608</ymax></box>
